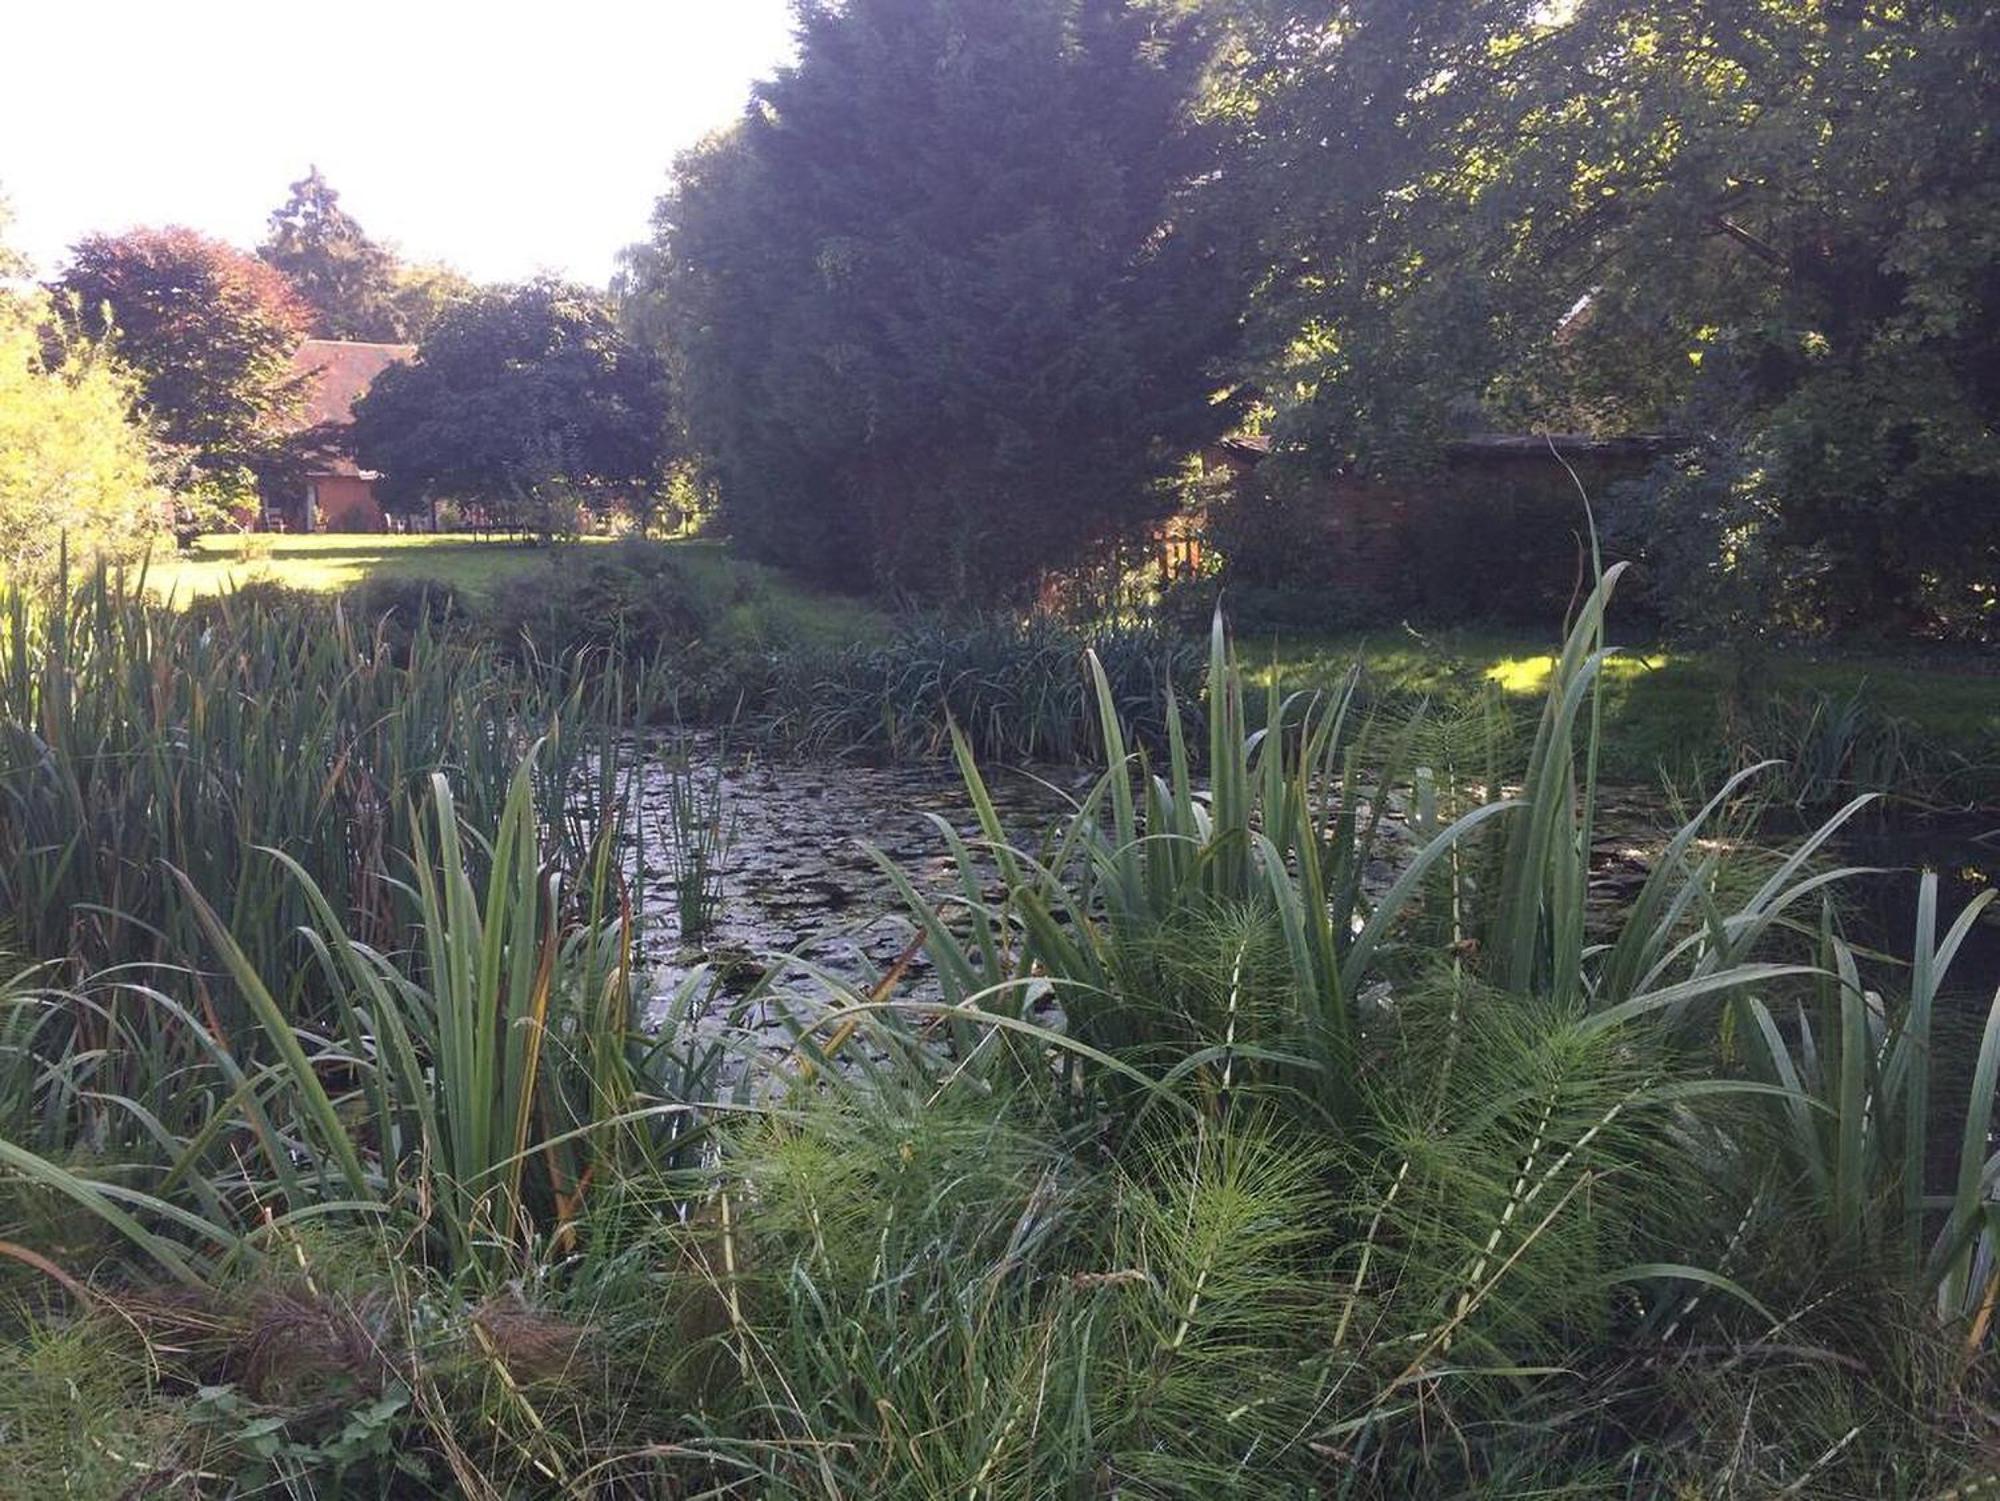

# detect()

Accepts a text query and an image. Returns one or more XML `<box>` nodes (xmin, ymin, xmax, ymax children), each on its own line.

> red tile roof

<box><xmin>290</xmin><ymin>339</ymin><xmax>415</xmax><ymax>430</ymax></box>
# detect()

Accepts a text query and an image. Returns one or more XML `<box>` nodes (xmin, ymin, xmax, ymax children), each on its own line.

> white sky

<box><xmin>0</xmin><ymin>0</ymin><xmax>798</xmax><ymax>285</ymax></box>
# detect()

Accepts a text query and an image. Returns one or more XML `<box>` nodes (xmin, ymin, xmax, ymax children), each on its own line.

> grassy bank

<box><xmin>141</xmin><ymin>537</ymin><xmax>1998</xmax><ymax>797</ymax></box>
<box><xmin>1258</xmin><ymin>624</ymin><xmax>2000</xmax><ymax>795</ymax></box>
<box><xmin>146</xmin><ymin>533</ymin><xmax>886</xmax><ymax>647</ymax></box>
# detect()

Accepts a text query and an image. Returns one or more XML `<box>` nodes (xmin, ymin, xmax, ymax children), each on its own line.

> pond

<box><xmin>623</xmin><ymin>739</ymin><xmax>1999</xmax><ymax>1086</ymax></box>
<box><xmin>626</xmin><ymin>741</ymin><xmax>1094</xmax><ymax>1064</ymax></box>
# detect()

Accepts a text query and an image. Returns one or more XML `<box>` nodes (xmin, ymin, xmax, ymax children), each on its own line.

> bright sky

<box><xmin>0</xmin><ymin>0</ymin><xmax>797</xmax><ymax>285</ymax></box>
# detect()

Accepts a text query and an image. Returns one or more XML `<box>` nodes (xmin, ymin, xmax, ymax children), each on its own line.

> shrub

<box><xmin>0</xmin><ymin>290</ymin><xmax>166</xmax><ymax>581</ymax></box>
<box><xmin>765</xmin><ymin>613</ymin><xmax>1205</xmax><ymax>763</ymax></box>
<box><xmin>343</xmin><ymin>573</ymin><xmax>471</xmax><ymax>642</ymax></box>
<box><xmin>480</xmin><ymin>539</ymin><xmax>711</xmax><ymax>664</ymax></box>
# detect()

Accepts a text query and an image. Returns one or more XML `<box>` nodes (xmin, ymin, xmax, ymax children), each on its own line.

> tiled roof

<box><xmin>290</xmin><ymin>339</ymin><xmax>416</xmax><ymax>429</ymax></box>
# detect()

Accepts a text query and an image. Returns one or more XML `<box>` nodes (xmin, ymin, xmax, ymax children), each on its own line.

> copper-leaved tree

<box><xmin>54</xmin><ymin>226</ymin><xmax>310</xmax><ymax>533</ymax></box>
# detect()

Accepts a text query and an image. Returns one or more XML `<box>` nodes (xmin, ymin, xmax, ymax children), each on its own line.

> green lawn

<box><xmin>145</xmin><ymin>533</ymin><xmax>888</xmax><ymax>650</ymax></box>
<box><xmin>1249</xmin><ymin>624</ymin><xmax>2000</xmax><ymax>787</ymax></box>
<box><xmin>144</xmin><ymin>533</ymin><xmax>615</xmax><ymax>601</ymax></box>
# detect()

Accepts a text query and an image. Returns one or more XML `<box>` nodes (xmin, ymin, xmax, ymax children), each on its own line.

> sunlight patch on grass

<box><xmin>142</xmin><ymin>534</ymin><xmax>612</xmax><ymax>603</ymax></box>
<box><xmin>1484</xmin><ymin>650</ymin><xmax>1673</xmax><ymax>694</ymax></box>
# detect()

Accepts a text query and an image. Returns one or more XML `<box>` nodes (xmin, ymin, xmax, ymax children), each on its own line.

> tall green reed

<box><xmin>0</xmin><ymin>564</ymin><xmax>640</xmax><ymax>1030</ymax></box>
<box><xmin>1</xmin><ymin>749</ymin><xmax>721</xmax><ymax>1287</ymax></box>
<box><xmin>764</xmin><ymin>612</ymin><xmax>1203</xmax><ymax>763</ymax></box>
<box><xmin>655</xmin><ymin>735</ymin><xmax>734</xmax><ymax>943</ymax></box>
<box><xmin>1735</xmin><ymin>873</ymin><xmax>2000</xmax><ymax>1365</ymax></box>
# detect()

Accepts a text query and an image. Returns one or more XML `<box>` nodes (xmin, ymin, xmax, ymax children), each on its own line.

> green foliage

<box><xmin>482</xmin><ymin>537</ymin><xmax>711</xmax><ymax>664</ymax></box>
<box><xmin>258</xmin><ymin>166</ymin><xmax>410</xmax><ymax>342</ymax></box>
<box><xmin>475</xmin><ymin>548</ymin><xmax>1206</xmax><ymax>762</ymax></box>
<box><xmin>656</xmin><ymin>736</ymin><xmax>733</xmax><ymax>942</ymax></box>
<box><xmin>174</xmin><ymin>748</ymin><xmax>674</xmax><ymax>1279</ymax></box>
<box><xmin>0</xmin><ymin>770</ymin><xmax>722</xmax><ymax>1295</ymax></box>
<box><xmin>636</xmin><ymin>0</ymin><xmax>1246</xmax><ymax>600</ymax></box>
<box><xmin>850</xmin><ymin>606</ymin><xmax>1503</xmax><ymax>1129</ymax></box>
<box><xmin>0</xmin><ymin>188</ymin><xmax>26</xmax><ymax>280</ymax></box>
<box><xmin>0</xmin><ymin>563</ymin><xmax>623</xmax><ymax>1004</ymax></box>
<box><xmin>764</xmin><ymin>611</ymin><xmax>1204</xmax><ymax>762</ymax></box>
<box><xmin>0</xmin><ymin>1311</ymin><xmax>192</xmax><ymax>1501</ymax></box>
<box><xmin>386</xmin><ymin>258</ymin><xmax>479</xmax><ymax>343</ymax></box>
<box><xmin>1254</xmin><ymin>622</ymin><xmax>1999</xmax><ymax>797</ymax></box>
<box><xmin>258</xmin><ymin>167</ymin><xmax>477</xmax><ymax>345</ymax></box>
<box><xmin>351</xmin><ymin>278</ymin><xmax>672</xmax><ymax>534</ymax></box>
<box><xmin>1230</xmin><ymin>0</ymin><xmax>2000</xmax><ymax>639</ymax></box>
<box><xmin>3</xmin><ymin>547</ymin><xmax>1998</xmax><ymax>1492</ymax></box>
<box><xmin>0</xmin><ymin>288</ymin><xmax>165</xmax><ymax>579</ymax></box>
<box><xmin>1737</xmin><ymin>876</ymin><xmax>2000</xmax><ymax>1354</ymax></box>
<box><xmin>190</xmin><ymin>1375</ymin><xmax>421</xmax><ymax>1493</ymax></box>
<box><xmin>1092</xmin><ymin>1121</ymin><xmax>1338</xmax><ymax>1492</ymax></box>
<box><xmin>52</xmin><ymin>225</ymin><xmax>310</xmax><ymax>483</ymax></box>
<box><xmin>1742</xmin><ymin>684</ymin><xmax>1973</xmax><ymax>812</ymax></box>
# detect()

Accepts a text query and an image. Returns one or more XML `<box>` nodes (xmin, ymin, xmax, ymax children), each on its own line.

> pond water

<box><xmin>1840</xmin><ymin>810</ymin><xmax>2000</xmax><ymax>977</ymax></box>
<box><xmin>621</xmin><ymin>740</ymin><xmax>1999</xmax><ymax>1083</ymax></box>
<box><xmin>625</xmin><ymin>742</ymin><xmax>1093</xmax><ymax>1056</ymax></box>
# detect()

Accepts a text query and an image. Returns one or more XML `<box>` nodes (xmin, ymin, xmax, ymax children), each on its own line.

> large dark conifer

<box><xmin>638</xmin><ymin>0</ymin><xmax>1244</xmax><ymax>599</ymax></box>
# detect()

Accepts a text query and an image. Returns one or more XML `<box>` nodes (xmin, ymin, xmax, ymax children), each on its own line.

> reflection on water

<box><xmin>1839</xmin><ymin>811</ymin><xmax>1998</xmax><ymax>955</ymax></box>
<box><xmin>627</xmin><ymin>743</ymin><xmax>1091</xmax><ymax>1048</ymax></box>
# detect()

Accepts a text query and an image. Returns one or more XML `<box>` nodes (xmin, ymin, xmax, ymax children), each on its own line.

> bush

<box><xmin>765</xmin><ymin>613</ymin><xmax>1206</xmax><ymax>763</ymax></box>
<box><xmin>0</xmin><ymin>290</ymin><xmax>167</xmax><ymax>580</ymax></box>
<box><xmin>343</xmin><ymin>573</ymin><xmax>471</xmax><ymax>646</ymax></box>
<box><xmin>480</xmin><ymin>539</ymin><xmax>712</xmax><ymax>662</ymax></box>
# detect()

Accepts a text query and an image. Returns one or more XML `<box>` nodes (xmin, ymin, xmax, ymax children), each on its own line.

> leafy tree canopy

<box><xmin>633</xmin><ymin>0</ymin><xmax>1247</xmax><ymax>600</ymax></box>
<box><xmin>260</xmin><ymin>168</ymin><xmax>402</xmax><ymax>341</ymax></box>
<box><xmin>0</xmin><ymin>284</ymin><xmax>166</xmax><ymax>578</ymax></box>
<box><xmin>349</xmin><ymin>279</ymin><xmax>673</xmax><ymax>533</ymax></box>
<box><xmin>53</xmin><ymin>227</ymin><xmax>310</xmax><ymax>479</ymax></box>
<box><xmin>387</xmin><ymin>258</ymin><xmax>479</xmax><ymax>344</ymax></box>
<box><xmin>259</xmin><ymin>168</ymin><xmax>474</xmax><ymax>343</ymax></box>
<box><xmin>1229</xmin><ymin>0</ymin><xmax>2000</xmax><ymax>637</ymax></box>
<box><xmin>0</xmin><ymin>189</ymin><xmax>28</xmax><ymax>281</ymax></box>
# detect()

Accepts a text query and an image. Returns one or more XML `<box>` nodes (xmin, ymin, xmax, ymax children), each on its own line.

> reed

<box><xmin>0</xmin><ymin>748</ymin><xmax>729</xmax><ymax>1288</ymax></box>
<box><xmin>763</xmin><ymin>611</ymin><xmax>1203</xmax><ymax>764</ymax></box>
<box><xmin>654</xmin><ymin>735</ymin><xmax>734</xmax><ymax>944</ymax></box>
<box><xmin>0</xmin><ymin>563</ymin><xmax>639</xmax><ymax>1030</ymax></box>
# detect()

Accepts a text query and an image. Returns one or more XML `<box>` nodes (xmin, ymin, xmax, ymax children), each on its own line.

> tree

<box><xmin>259</xmin><ymin>168</ymin><xmax>404</xmax><ymax>341</ymax></box>
<box><xmin>635</xmin><ymin>0</ymin><xmax>1245</xmax><ymax>600</ymax></box>
<box><xmin>258</xmin><ymin>168</ymin><xmax>474</xmax><ymax>343</ymax></box>
<box><xmin>349</xmin><ymin>279</ymin><xmax>672</xmax><ymax>533</ymax></box>
<box><xmin>0</xmin><ymin>188</ymin><xmax>28</xmax><ymax>280</ymax></box>
<box><xmin>1228</xmin><ymin>0</ymin><xmax>2000</xmax><ymax>638</ymax></box>
<box><xmin>53</xmin><ymin>227</ymin><xmax>310</xmax><ymax>487</ymax></box>
<box><xmin>0</xmin><ymin>285</ymin><xmax>166</xmax><ymax>579</ymax></box>
<box><xmin>387</xmin><ymin>259</ymin><xmax>478</xmax><ymax>344</ymax></box>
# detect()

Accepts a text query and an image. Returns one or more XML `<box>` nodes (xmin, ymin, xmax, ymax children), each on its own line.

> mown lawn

<box><xmin>1251</xmin><ymin>624</ymin><xmax>2000</xmax><ymax>786</ymax></box>
<box><xmin>145</xmin><ymin>533</ymin><xmax>888</xmax><ymax>649</ymax></box>
<box><xmin>143</xmin><ymin>533</ymin><xmax>614</xmax><ymax>601</ymax></box>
